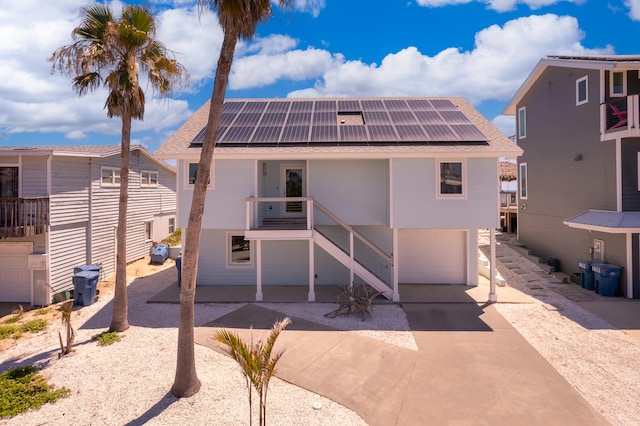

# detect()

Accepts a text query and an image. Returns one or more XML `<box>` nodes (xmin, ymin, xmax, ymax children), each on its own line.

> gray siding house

<box><xmin>504</xmin><ymin>55</ymin><xmax>640</xmax><ymax>299</ymax></box>
<box><xmin>0</xmin><ymin>145</ymin><xmax>176</xmax><ymax>305</ymax></box>
<box><xmin>156</xmin><ymin>97</ymin><xmax>521</xmax><ymax>302</ymax></box>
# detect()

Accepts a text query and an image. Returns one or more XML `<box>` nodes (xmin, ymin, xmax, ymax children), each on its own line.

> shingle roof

<box><xmin>156</xmin><ymin>97</ymin><xmax>522</xmax><ymax>159</ymax></box>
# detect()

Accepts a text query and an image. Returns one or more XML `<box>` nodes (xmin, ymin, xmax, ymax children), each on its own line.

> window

<box><xmin>610</xmin><ymin>71</ymin><xmax>626</xmax><ymax>97</ymax></box>
<box><xmin>101</xmin><ymin>167</ymin><xmax>120</xmax><ymax>186</ymax></box>
<box><xmin>0</xmin><ymin>166</ymin><xmax>19</xmax><ymax>198</ymax></box>
<box><xmin>437</xmin><ymin>160</ymin><xmax>465</xmax><ymax>197</ymax></box>
<box><xmin>186</xmin><ymin>162</ymin><xmax>212</xmax><ymax>187</ymax></box>
<box><xmin>227</xmin><ymin>233</ymin><xmax>253</xmax><ymax>268</ymax></box>
<box><xmin>519</xmin><ymin>163</ymin><xmax>528</xmax><ymax>200</ymax></box>
<box><xmin>145</xmin><ymin>221</ymin><xmax>153</xmax><ymax>241</ymax></box>
<box><xmin>518</xmin><ymin>106</ymin><xmax>526</xmax><ymax>139</ymax></box>
<box><xmin>168</xmin><ymin>217</ymin><xmax>175</xmax><ymax>234</ymax></box>
<box><xmin>576</xmin><ymin>76</ymin><xmax>588</xmax><ymax>105</ymax></box>
<box><xmin>140</xmin><ymin>170</ymin><xmax>158</xmax><ymax>187</ymax></box>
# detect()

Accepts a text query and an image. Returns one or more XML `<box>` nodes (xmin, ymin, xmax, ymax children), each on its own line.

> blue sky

<box><xmin>1</xmin><ymin>0</ymin><xmax>639</xmax><ymax>152</ymax></box>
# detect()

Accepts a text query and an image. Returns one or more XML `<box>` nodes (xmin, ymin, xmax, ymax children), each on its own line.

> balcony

<box><xmin>0</xmin><ymin>197</ymin><xmax>49</xmax><ymax>238</ymax></box>
<box><xmin>602</xmin><ymin>95</ymin><xmax>639</xmax><ymax>140</ymax></box>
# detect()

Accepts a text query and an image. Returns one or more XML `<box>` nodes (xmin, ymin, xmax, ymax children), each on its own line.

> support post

<box><xmin>256</xmin><ymin>240</ymin><xmax>263</xmax><ymax>301</ymax></box>
<box><xmin>392</xmin><ymin>228</ymin><xmax>399</xmax><ymax>302</ymax></box>
<box><xmin>308</xmin><ymin>239</ymin><xmax>315</xmax><ymax>301</ymax></box>
<box><xmin>489</xmin><ymin>228</ymin><xmax>497</xmax><ymax>302</ymax></box>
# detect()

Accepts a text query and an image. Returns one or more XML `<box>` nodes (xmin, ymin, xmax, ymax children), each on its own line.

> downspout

<box><xmin>616</xmin><ymin>137</ymin><xmax>622</xmax><ymax>212</ymax></box>
<box><xmin>88</xmin><ymin>158</ymin><xmax>93</xmax><ymax>263</ymax></box>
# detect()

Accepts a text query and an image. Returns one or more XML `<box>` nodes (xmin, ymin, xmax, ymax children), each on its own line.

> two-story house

<box><xmin>0</xmin><ymin>145</ymin><xmax>176</xmax><ymax>305</ymax></box>
<box><xmin>156</xmin><ymin>97</ymin><xmax>521</xmax><ymax>302</ymax></box>
<box><xmin>504</xmin><ymin>55</ymin><xmax>640</xmax><ymax>299</ymax></box>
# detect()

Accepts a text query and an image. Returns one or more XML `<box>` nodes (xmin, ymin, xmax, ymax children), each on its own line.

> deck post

<box><xmin>349</xmin><ymin>232</ymin><xmax>354</xmax><ymax>288</ymax></box>
<box><xmin>256</xmin><ymin>240</ymin><xmax>263</xmax><ymax>301</ymax></box>
<box><xmin>392</xmin><ymin>227</ymin><xmax>399</xmax><ymax>302</ymax></box>
<box><xmin>308</xmin><ymin>239</ymin><xmax>315</xmax><ymax>301</ymax></box>
<box><xmin>488</xmin><ymin>228</ymin><xmax>497</xmax><ymax>302</ymax></box>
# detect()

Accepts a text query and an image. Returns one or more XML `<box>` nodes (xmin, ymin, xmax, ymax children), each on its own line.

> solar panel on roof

<box><xmin>360</xmin><ymin>100</ymin><xmax>386</xmax><ymax>111</ymax></box>
<box><xmin>220</xmin><ymin>112</ymin><xmax>239</xmax><ymax>126</ymax></box>
<box><xmin>439</xmin><ymin>110</ymin><xmax>471</xmax><ymax>124</ymax></box>
<box><xmin>314</xmin><ymin>100</ymin><xmax>336</xmax><ymax>112</ymax></box>
<box><xmin>405</xmin><ymin>99</ymin><xmax>434</xmax><ymax>110</ymax></box>
<box><xmin>259</xmin><ymin>112</ymin><xmax>287</xmax><ymax>126</ymax></box>
<box><xmin>395</xmin><ymin>125</ymin><xmax>428</xmax><ymax>141</ymax></box>
<box><xmin>285</xmin><ymin>112</ymin><xmax>311</xmax><ymax>125</ymax></box>
<box><xmin>313</xmin><ymin>111</ymin><xmax>335</xmax><ymax>125</ymax></box>
<box><xmin>367</xmin><ymin>125</ymin><xmax>398</xmax><ymax>141</ymax></box>
<box><xmin>422</xmin><ymin>125</ymin><xmax>458</xmax><ymax>141</ymax></box>
<box><xmin>383</xmin><ymin>99</ymin><xmax>409</xmax><ymax>111</ymax></box>
<box><xmin>250</xmin><ymin>126</ymin><xmax>282</xmax><ymax>143</ymax></box>
<box><xmin>219</xmin><ymin>126</ymin><xmax>254</xmax><ymax>143</ymax></box>
<box><xmin>363</xmin><ymin>111</ymin><xmax>391</xmax><ymax>124</ymax></box>
<box><xmin>242</xmin><ymin>102</ymin><xmax>268</xmax><ymax>113</ymax></box>
<box><xmin>266</xmin><ymin>101</ymin><xmax>291</xmax><ymax>112</ymax></box>
<box><xmin>339</xmin><ymin>125</ymin><xmax>368</xmax><ymax>142</ymax></box>
<box><xmin>289</xmin><ymin>101</ymin><xmax>313</xmax><ymax>112</ymax></box>
<box><xmin>337</xmin><ymin>100</ymin><xmax>360</xmax><ymax>111</ymax></box>
<box><xmin>388</xmin><ymin>111</ymin><xmax>417</xmax><ymax>124</ymax></box>
<box><xmin>223</xmin><ymin>102</ymin><xmax>245</xmax><ymax>112</ymax></box>
<box><xmin>450</xmin><ymin>124</ymin><xmax>486</xmax><ymax>141</ymax></box>
<box><xmin>429</xmin><ymin>99</ymin><xmax>457</xmax><ymax>110</ymax></box>
<box><xmin>233</xmin><ymin>113</ymin><xmax>262</xmax><ymax>126</ymax></box>
<box><xmin>311</xmin><ymin>125</ymin><xmax>338</xmax><ymax>142</ymax></box>
<box><xmin>191</xmin><ymin>126</ymin><xmax>207</xmax><ymax>144</ymax></box>
<box><xmin>413</xmin><ymin>111</ymin><xmax>445</xmax><ymax>125</ymax></box>
<box><xmin>280</xmin><ymin>125</ymin><xmax>309</xmax><ymax>143</ymax></box>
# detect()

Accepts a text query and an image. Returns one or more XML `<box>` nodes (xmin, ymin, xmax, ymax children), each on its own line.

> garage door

<box><xmin>0</xmin><ymin>242</ymin><xmax>33</xmax><ymax>302</ymax></box>
<box><xmin>398</xmin><ymin>229</ymin><xmax>466</xmax><ymax>283</ymax></box>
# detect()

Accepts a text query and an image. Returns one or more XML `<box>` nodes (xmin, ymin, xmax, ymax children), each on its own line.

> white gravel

<box><xmin>2</xmin><ymin>235</ymin><xmax>640</xmax><ymax>425</ymax></box>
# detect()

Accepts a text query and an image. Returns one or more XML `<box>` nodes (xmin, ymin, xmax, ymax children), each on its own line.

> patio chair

<box><xmin>609</xmin><ymin>102</ymin><xmax>628</xmax><ymax>129</ymax></box>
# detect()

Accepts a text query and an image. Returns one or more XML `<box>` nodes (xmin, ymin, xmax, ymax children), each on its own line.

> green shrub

<box><xmin>19</xmin><ymin>319</ymin><xmax>47</xmax><ymax>333</ymax></box>
<box><xmin>0</xmin><ymin>365</ymin><xmax>71</xmax><ymax>419</ymax></box>
<box><xmin>91</xmin><ymin>330</ymin><xmax>123</xmax><ymax>346</ymax></box>
<box><xmin>161</xmin><ymin>228</ymin><xmax>181</xmax><ymax>247</ymax></box>
<box><xmin>35</xmin><ymin>308</ymin><xmax>51</xmax><ymax>316</ymax></box>
<box><xmin>0</xmin><ymin>325</ymin><xmax>18</xmax><ymax>340</ymax></box>
<box><xmin>3</xmin><ymin>316</ymin><xmax>20</xmax><ymax>324</ymax></box>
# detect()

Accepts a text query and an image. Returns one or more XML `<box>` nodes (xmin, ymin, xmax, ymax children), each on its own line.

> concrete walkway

<box><xmin>195</xmin><ymin>299</ymin><xmax>608</xmax><ymax>425</ymax></box>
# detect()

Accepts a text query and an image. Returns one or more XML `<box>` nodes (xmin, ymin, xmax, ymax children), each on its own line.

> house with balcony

<box><xmin>504</xmin><ymin>54</ymin><xmax>640</xmax><ymax>298</ymax></box>
<box><xmin>0</xmin><ymin>145</ymin><xmax>176</xmax><ymax>305</ymax></box>
<box><xmin>156</xmin><ymin>97</ymin><xmax>521</xmax><ymax>302</ymax></box>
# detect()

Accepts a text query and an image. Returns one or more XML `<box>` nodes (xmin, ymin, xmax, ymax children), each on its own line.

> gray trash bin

<box><xmin>73</xmin><ymin>270</ymin><xmax>100</xmax><ymax>306</ymax></box>
<box><xmin>151</xmin><ymin>244</ymin><xmax>170</xmax><ymax>264</ymax></box>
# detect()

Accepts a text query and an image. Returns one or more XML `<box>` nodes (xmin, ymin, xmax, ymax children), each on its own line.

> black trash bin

<box><xmin>175</xmin><ymin>256</ymin><xmax>182</xmax><ymax>287</ymax></box>
<box><xmin>151</xmin><ymin>244</ymin><xmax>170</xmax><ymax>264</ymax></box>
<box><xmin>578</xmin><ymin>259</ymin><xmax>594</xmax><ymax>290</ymax></box>
<box><xmin>592</xmin><ymin>264</ymin><xmax>622</xmax><ymax>297</ymax></box>
<box><xmin>73</xmin><ymin>270</ymin><xmax>100</xmax><ymax>306</ymax></box>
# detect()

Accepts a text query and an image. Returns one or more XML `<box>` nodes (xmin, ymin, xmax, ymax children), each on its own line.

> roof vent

<box><xmin>337</xmin><ymin>111</ymin><xmax>364</xmax><ymax>125</ymax></box>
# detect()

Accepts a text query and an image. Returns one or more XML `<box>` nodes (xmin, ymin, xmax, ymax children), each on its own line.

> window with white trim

<box><xmin>519</xmin><ymin>163</ymin><xmax>528</xmax><ymax>200</ymax></box>
<box><xmin>610</xmin><ymin>71</ymin><xmax>626</xmax><ymax>97</ymax></box>
<box><xmin>101</xmin><ymin>167</ymin><xmax>120</xmax><ymax>186</ymax></box>
<box><xmin>437</xmin><ymin>160</ymin><xmax>465</xmax><ymax>197</ymax></box>
<box><xmin>168</xmin><ymin>217</ymin><xmax>175</xmax><ymax>234</ymax></box>
<box><xmin>144</xmin><ymin>221</ymin><xmax>153</xmax><ymax>241</ymax></box>
<box><xmin>140</xmin><ymin>170</ymin><xmax>158</xmax><ymax>187</ymax></box>
<box><xmin>518</xmin><ymin>106</ymin><xmax>526</xmax><ymax>139</ymax></box>
<box><xmin>186</xmin><ymin>162</ymin><xmax>212</xmax><ymax>187</ymax></box>
<box><xmin>576</xmin><ymin>76</ymin><xmax>588</xmax><ymax>105</ymax></box>
<box><xmin>227</xmin><ymin>233</ymin><xmax>253</xmax><ymax>268</ymax></box>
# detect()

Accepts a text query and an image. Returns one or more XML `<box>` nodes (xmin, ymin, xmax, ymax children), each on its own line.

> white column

<box><xmin>349</xmin><ymin>232</ymin><xmax>354</xmax><ymax>288</ymax></box>
<box><xmin>256</xmin><ymin>240</ymin><xmax>263</xmax><ymax>301</ymax></box>
<box><xmin>489</xmin><ymin>228</ymin><xmax>497</xmax><ymax>302</ymax></box>
<box><xmin>308</xmin><ymin>239</ymin><xmax>315</xmax><ymax>301</ymax></box>
<box><xmin>468</xmin><ymin>228</ymin><xmax>478</xmax><ymax>287</ymax></box>
<box><xmin>392</xmin><ymin>227</ymin><xmax>400</xmax><ymax>302</ymax></box>
<box><xmin>626</xmin><ymin>233</ymin><xmax>633</xmax><ymax>299</ymax></box>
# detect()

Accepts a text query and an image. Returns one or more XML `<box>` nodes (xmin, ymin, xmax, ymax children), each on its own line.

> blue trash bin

<box><xmin>151</xmin><ymin>244</ymin><xmax>170</xmax><ymax>265</ymax></box>
<box><xmin>578</xmin><ymin>259</ymin><xmax>595</xmax><ymax>290</ymax></box>
<box><xmin>592</xmin><ymin>264</ymin><xmax>622</xmax><ymax>297</ymax></box>
<box><xmin>73</xmin><ymin>264</ymin><xmax>101</xmax><ymax>274</ymax></box>
<box><xmin>175</xmin><ymin>256</ymin><xmax>182</xmax><ymax>287</ymax></box>
<box><xmin>73</xmin><ymin>270</ymin><xmax>100</xmax><ymax>306</ymax></box>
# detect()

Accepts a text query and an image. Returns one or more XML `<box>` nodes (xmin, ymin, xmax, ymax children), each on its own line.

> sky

<box><xmin>1</xmin><ymin>0</ymin><xmax>639</xmax><ymax>152</ymax></box>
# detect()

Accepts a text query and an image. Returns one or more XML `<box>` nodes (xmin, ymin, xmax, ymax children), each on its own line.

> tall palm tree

<box><xmin>171</xmin><ymin>0</ymin><xmax>293</xmax><ymax>398</ymax></box>
<box><xmin>51</xmin><ymin>5</ymin><xmax>187</xmax><ymax>332</ymax></box>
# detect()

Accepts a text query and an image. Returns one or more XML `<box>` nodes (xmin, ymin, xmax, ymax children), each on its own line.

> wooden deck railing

<box><xmin>0</xmin><ymin>197</ymin><xmax>49</xmax><ymax>237</ymax></box>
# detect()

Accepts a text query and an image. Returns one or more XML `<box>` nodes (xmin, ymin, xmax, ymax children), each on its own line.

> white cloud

<box><xmin>492</xmin><ymin>114</ymin><xmax>516</xmax><ymax>139</ymax></box>
<box><xmin>626</xmin><ymin>0</ymin><xmax>640</xmax><ymax>21</ymax></box>
<box><xmin>416</xmin><ymin>0</ymin><xmax>585</xmax><ymax>12</ymax></box>
<box><xmin>286</xmin><ymin>14</ymin><xmax>613</xmax><ymax>105</ymax></box>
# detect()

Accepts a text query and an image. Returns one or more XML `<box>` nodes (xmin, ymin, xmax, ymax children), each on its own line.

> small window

<box><xmin>141</xmin><ymin>170</ymin><xmax>158</xmax><ymax>187</ymax></box>
<box><xmin>518</xmin><ymin>106</ymin><xmax>526</xmax><ymax>139</ymax></box>
<box><xmin>610</xmin><ymin>71</ymin><xmax>626</xmax><ymax>97</ymax></box>
<box><xmin>101</xmin><ymin>167</ymin><xmax>120</xmax><ymax>186</ymax></box>
<box><xmin>144</xmin><ymin>221</ymin><xmax>152</xmax><ymax>241</ymax></box>
<box><xmin>519</xmin><ymin>163</ymin><xmax>528</xmax><ymax>200</ymax></box>
<box><xmin>437</xmin><ymin>160</ymin><xmax>465</xmax><ymax>198</ymax></box>
<box><xmin>227</xmin><ymin>233</ymin><xmax>253</xmax><ymax>268</ymax></box>
<box><xmin>576</xmin><ymin>76</ymin><xmax>588</xmax><ymax>105</ymax></box>
<box><xmin>186</xmin><ymin>162</ymin><xmax>212</xmax><ymax>187</ymax></box>
<box><xmin>168</xmin><ymin>218</ymin><xmax>175</xmax><ymax>234</ymax></box>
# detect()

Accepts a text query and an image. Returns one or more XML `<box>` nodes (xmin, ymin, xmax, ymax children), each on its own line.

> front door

<box><xmin>280</xmin><ymin>164</ymin><xmax>305</xmax><ymax>216</ymax></box>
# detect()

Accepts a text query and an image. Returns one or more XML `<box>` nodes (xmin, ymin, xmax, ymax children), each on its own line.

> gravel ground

<box><xmin>2</xmin><ymin>234</ymin><xmax>640</xmax><ymax>425</ymax></box>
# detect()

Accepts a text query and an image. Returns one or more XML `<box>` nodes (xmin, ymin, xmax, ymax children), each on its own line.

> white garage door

<box><xmin>398</xmin><ymin>229</ymin><xmax>466</xmax><ymax>283</ymax></box>
<box><xmin>0</xmin><ymin>242</ymin><xmax>33</xmax><ymax>302</ymax></box>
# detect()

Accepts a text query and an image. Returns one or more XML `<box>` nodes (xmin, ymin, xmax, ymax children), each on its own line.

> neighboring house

<box><xmin>0</xmin><ymin>145</ymin><xmax>176</xmax><ymax>305</ymax></box>
<box><xmin>499</xmin><ymin>162</ymin><xmax>518</xmax><ymax>233</ymax></box>
<box><xmin>504</xmin><ymin>54</ymin><xmax>640</xmax><ymax>299</ymax></box>
<box><xmin>156</xmin><ymin>97</ymin><xmax>521</xmax><ymax>302</ymax></box>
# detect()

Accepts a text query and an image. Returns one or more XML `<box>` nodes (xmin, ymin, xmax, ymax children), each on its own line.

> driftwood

<box><xmin>324</xmin><ymin>284</ymin><xmax>382</xmax><ymax>320</ymax></box>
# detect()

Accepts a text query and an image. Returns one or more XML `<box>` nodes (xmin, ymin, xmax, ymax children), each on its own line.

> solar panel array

<box><xmin>190</xmin><ymin>99</ymin><xmax>487</xmax><ymax>147</ymax></box>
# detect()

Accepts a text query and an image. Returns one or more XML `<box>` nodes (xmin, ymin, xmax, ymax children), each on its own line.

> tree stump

<box><xmin>324</xmin><ymin>284</ymin><xmax>382</xmax><ymax>320</ymax></box>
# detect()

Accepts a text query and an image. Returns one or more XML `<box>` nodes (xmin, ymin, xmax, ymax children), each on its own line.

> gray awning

<box><xmin>563</xmin><ymin>210</ymin><xmax>640</xmax><ymax>233</ymax></box>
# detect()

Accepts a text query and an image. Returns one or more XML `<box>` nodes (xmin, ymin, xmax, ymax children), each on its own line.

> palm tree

<box><xmin>171</xmin><ymin>0</ymin><xmax>293</xmax><ymax>398</ymax></box>
<box><xmin>51</xmin><ymin>5</ymin><xmax>187</xmax><ymax>333</ymax></box>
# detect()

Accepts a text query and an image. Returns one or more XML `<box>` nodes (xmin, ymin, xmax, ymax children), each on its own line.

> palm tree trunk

<box><xmin>171</xmin><ymin>30</ymin><xmax>239</xmax><ymax>398</ymax></box>
<box><xmin>110</xmin><ymin>113</ymin><xmax>132</xmax><ymax>332</ymax></box>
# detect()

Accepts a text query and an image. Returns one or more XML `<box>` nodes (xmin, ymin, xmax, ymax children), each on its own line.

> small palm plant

<box><xmin>215</xmin><ymin>317</ymin><xmax>291</xmax><ymax>425</ymax></box>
